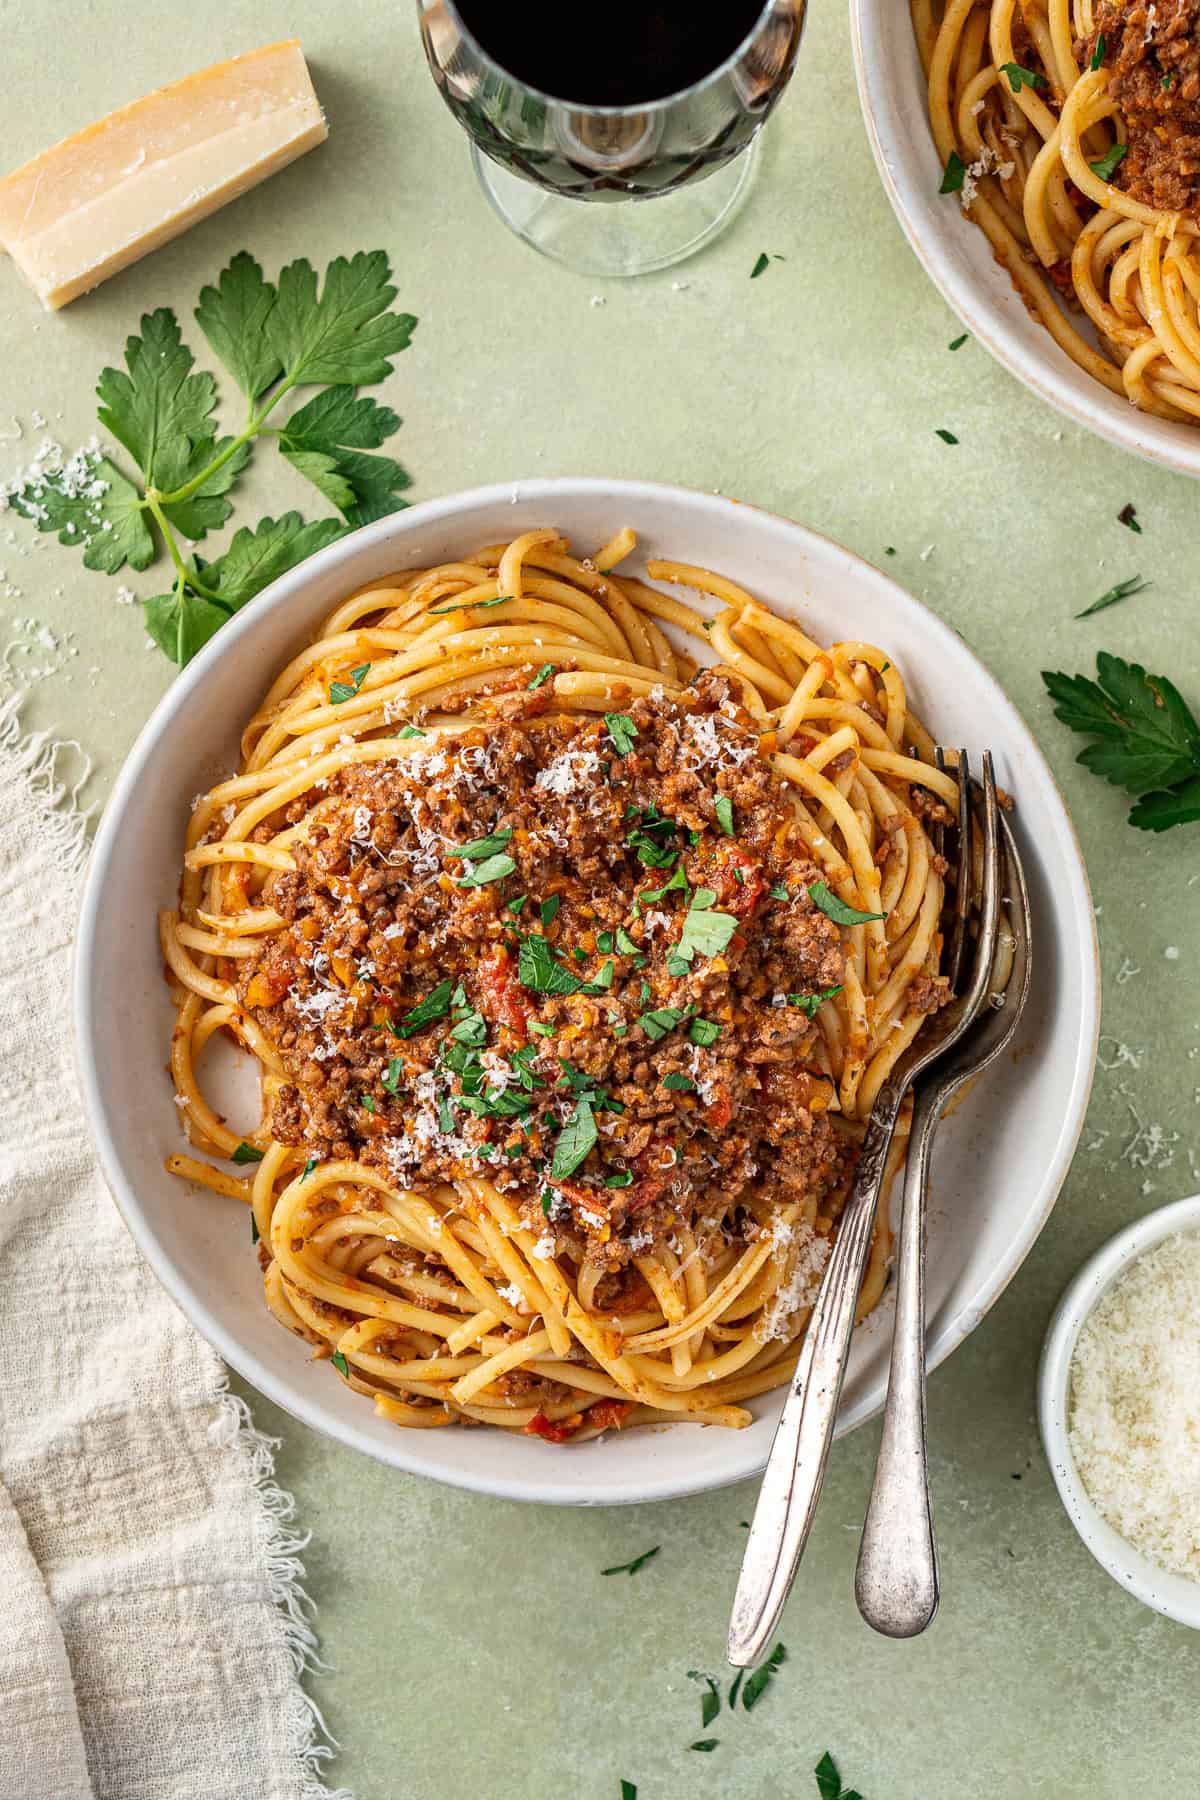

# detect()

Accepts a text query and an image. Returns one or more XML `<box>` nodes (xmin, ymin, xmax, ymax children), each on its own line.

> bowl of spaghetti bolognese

<box><xmin>73</xmin><ymin>479</ymin><xmax>1098</xmax><ymax>1503</ymax></box>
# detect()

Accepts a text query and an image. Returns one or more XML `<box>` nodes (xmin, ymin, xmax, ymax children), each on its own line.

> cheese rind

<box><xmin>0</xmin><ymin>40</ymin><xmax>327</xmax><ymax>311</ymax></box>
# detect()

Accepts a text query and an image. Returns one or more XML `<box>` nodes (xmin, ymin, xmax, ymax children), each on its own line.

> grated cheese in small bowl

<box><xmin>1068</xmin><ymin>1231</ymin><xmax>1200</xmax><ymax>1581</ymax></box>
<box><xmin>1040</xmin><ymin>1196</ymin><xmax>1200</xmax><ymax>1628</ymax></box>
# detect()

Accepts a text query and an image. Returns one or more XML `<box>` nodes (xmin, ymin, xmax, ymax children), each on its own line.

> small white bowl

<box><xmin>850</xmin><ymin>0</ymin><xmax>1200</xmax><ymax>478</ymax></box>
<box><xmin>1039</xmin><ymin>1193</ymin><xmax>1200</xmax><ymax>1628</ymax></box>
<box><xmin>74</xmin><ymin>478</ymin><xmax>1100</xmax><ymax>1504</ymax></box>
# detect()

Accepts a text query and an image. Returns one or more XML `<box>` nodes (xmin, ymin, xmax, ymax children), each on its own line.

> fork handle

<box><xmin>727</xmin><ymin>1087</ymin><xmax>904</xmax><ymax>1668</ymax></box>
<box><xmin>854</xmin><ymin>1077</ymin><xmax>943</xmax><ymax>1637</ymax></box>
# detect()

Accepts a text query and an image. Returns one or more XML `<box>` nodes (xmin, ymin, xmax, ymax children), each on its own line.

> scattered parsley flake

<box><xmin>1090</xmin><ymin>142</ymin><xmax>1127</xmax><ymax>181</ymax></box>
<box><xmin>1075</xmin><ymin>574</ymin><xmax>1149</xmax><ymax>618</ymax></box>
<box><xmin>663</xmin><ymin>1072</ymin><xmax>695</xmax><ymax>1092</ymax></box>
<box><xmin>551</xmin><ymin>1095</ymin><xmax>597</xmax><ymax>1180</ymax></box>
<box><xmin>540</xmin><ymin>893</ymin><xmax>561</xmax><ymax>928</ymax></box>
<box><xmin>789</xmin><ymin>984</ymin><xmax>844</xmax><ymax>1017</ymax></box>
<box><xmin>397</xmin><ymin>723</ymin><xmax>425</xmax><ymax>738</ymax></box>
<box><xmin>1000</xmin><ymin>60</ymin><xmax>1045</xmax><ymax>91</ymax></box>
<box><xmin>939</xmin><ymin>150</ymin><xmax>967</xmax><ymax>193</ymax></box>
<box><xmin>601</xmin><ymin>1545</ymin><xmax>659</xmax><ymax>1576</ymax></box>
<box><xmin>394</xmin><ymin>978</ymin><xmax>454</xmax><ymax>1037</ymax></box>
<box><xmin>1090</xmin><ymin>32</ymin><xmax>1107</xmax><ymax>69</ymax></box>
<box><xmin>688</xmin><ymin>1017</ymin><xmax>721</xmax><ymax>1046</ymax></box>
<box><xmin>528</xmin><ymin>662</ymin><xmax>555</xmax><ymax>689</ymax></box>
<box><xmin>948</xmin><ymin>333</ymin><xmax>968</xmax><ymax>350</ymax></box>
<box><xmin>605</xmin><ymin>1170</ymin><xmax>634</xmax><ymax>1188</ymax></box>
<box><xmin>1117</xmin><ymin>503</ymin><xmax>1141</xmax><ymax>534</ymax></box>
<box><xmin>330</xmin><ymin>1350</ymin><xmax>350</xmax><ymax>1378</ymax></box>
<box><xmin>329</xmin><ymin>661</ymin><xmax>370</xmax><ymax>704</ymax></box>
<box><xmin>742</xmin><ymin>1641</ymin><xmax>787</xmax><ymax>1711</ymax></box>
<box><xmin>715</xmin><ymin>794</ymin><xmax>735</xmax><ymax>836</ymax></box>
<box><xmin>232</xmin><ymin>1141</ymin><xmax>264</xmax><ymax>1164</ymax></box>
<box><xmin>381</xmin><ymin>1057</ymin><xmax>402</xmax><ymax>1093</ymax></box>
<box><xmin>935</xmin><ymin>428</ymin><xmax>959</xmax><ymax>444</ymax></box>
<box><xmin>750</xmin><ymin>252</ymin><xmax>770</xmax><ymax>278</ymax></box>
<box><xmin>301</xmin><ymin>1157</ymin><xmax>317</xmax><ymax>1181</ymax></box>
<box><xmin>808</xmin><ymin>881</ymin><xmax>885</xmax><ymax>925</ymax></box>
<box><xmin>605</xmin><ymin>712</ymin><xmax>639</xmax><ymax>756</ymax></box>
<box><xmin>458</xmin><ymin>827</ymin><xmax>513</xmax><ymax>860</ymax></box>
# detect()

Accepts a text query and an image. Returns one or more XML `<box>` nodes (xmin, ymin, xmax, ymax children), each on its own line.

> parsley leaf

<box><xmin>267</xmin><ymin>250</ymin><xmax>418</xmax><ymax>387</ymax></box>
<box><xmin>674</xmin><ymin>897</ymin><xmax>738</xmax><ymax>965</ymax></box>
<box><xmin>789</xmin><ymin>985</ymin><xmax>843</xmax><ymax>1017</ymax></box>
<box><xmin>97</xmin><ymin>307</ymin><xmax>220</xmax><ymax>488</ymax></box>
<box><xmin>459</xmin><ymin>828</ymin><xmax>514</xmax><ymax>860</ymax></box>
<box><xmin>715</xmin><ymin>794</ymin><xmax>735</xmax><ymax>836</ymax></box>
<box><xmin>6</xmin><ymin>450</ymin><xmax>155</xmax><ymax>573</ymax></box>
<box><xmin>663</xmin><ymin>1072</ymin><xmax>695</xmax><ymax>1091</ymax></box>
<box><xmin>605</xmin><ymin>712</ymin><xmax>639</xmax><ymax>756</ymax></box>
<box><xmin>528</xmin><ymin>662</ymin><xmax>555</xmax><ymax>689</ymax></box>
<box><xmin>198</xmin><ymin>512</ymin><xmax>346</xmax><ymax>612</ymax></box>
<box><xmin>1000</xmin><ymin>60</ymin><xmax>1045</xmax><ymax>91</ymax></box>
<box><xmin>687</xmin><ymin>1671</ymin><xmax>721</xmax><ymax>1728</ymax></box>
<box><xmin>457</xmin><ymin>853</ymin><xmax>516</xmax><ymax>887</ymax></box>
<box><xmin>330</xmin><ymin>1350</ymin><xmax>350</xmax><ymax>1378</ymax></box>
<box><xmin>519</xmin><ymin>933</ymin><xmax>583</xmax><ymax>996</ymax></box>
<box><xmin>814</xmin><ymin>1750</ymin><xmax>863</xmax><ymax>1800</ymax></box>
<box><xmin>382</xmin><ymin>1058</ymin><xmax>403</xmax><ymax>1094</ymax></box>
<box><xmin>232</xmin><ymin>1141</ymin><xmax>264</xmax><ymax>1164</ymax></box>
<box><xmin>394</xmin><ymin>979</ymin><xmax>455</xmax><ymax>1037</ymax></box>
<box><xmin>616</xmin><ymin>926</ymin><xmax>638</xmax><ymax>955</ymax></box>
<box><xmin>540</xmin><ymin>893</ymin><xmax>561</xmax><ymax>927</ymax></box>
<box><xmin>194</xmin><ymin>250</ymin><xmax>283</xmax><ymax>399</ymax></box>
<box><xmin>742</xmin><ymin>1641</ymin><xmax>786</xmax><ymax>1711</ymax></box>
<box><xmin>551</xmin><ymin>1095</ymin><xmax>597</xmax><ymax>1180</ymax></box>
<box><xmin>808</xmin><ymin>881</ymin><xmax>885</xmax><ymax>925</ymax></box>
<box><xmin>330</xmin><ymin>661</ymin><xmax>370</xmax><ymax>704</ymax></box>
<box><xmin>688</xmin><ymin>1017</ymin><xmax>721</xmax><ymax>1046</ymax></box>
<box><xmin>1075</xmin><ymin>574</ymin><xmax>1149</xmax><ymax>618</ymax></box>
<box><xmin>601</xmin><ymin>1545</ymin><xmax>659</xmax><ymax>1575</ymax></box>
<box><xmin>1090</xmin><ymin>142</ymin><xmax>1127</xmax><ymax>181</ymax></box>
<box><xmin>1042</xmin><ymin>653</ymin><xmax>1200</xmax><ymax>821</ymax></box>
<box><xmin>605</xmin><ymin>1170</ymin><xmax>633</xmax><ymax>1187</ymax></box>
<box><xmin>639</xmin><ymin>1006</ymin><xmax>686</xmax><ymax>1042</ymax></box>
<box><xmin>939</xmin><ymin>150</ymin><xmax>967</xmax><ymax>193</ymax></box>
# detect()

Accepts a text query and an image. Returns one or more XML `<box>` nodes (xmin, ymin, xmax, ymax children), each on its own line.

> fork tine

<box><xmin>957</xmin><ymin>751</ymin><xmax>1002</xmax><ymax>1027</ymax></box>
<box><xmin>945</xmin><ymin>749</ymin><xmax>972</xmax><ymax>994</ymax></box>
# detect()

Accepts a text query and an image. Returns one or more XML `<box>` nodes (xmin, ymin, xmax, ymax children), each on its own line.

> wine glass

<box><xmin>417</xmin><ymin>1</ymin><xmax>807</xmax><ymax>278</ymax></box>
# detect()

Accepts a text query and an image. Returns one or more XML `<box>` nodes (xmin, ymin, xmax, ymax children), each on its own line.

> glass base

<box><xmin>470</xmin><ymin>137</ymin><xmax>761</xmax><ymax>278</ymax></box>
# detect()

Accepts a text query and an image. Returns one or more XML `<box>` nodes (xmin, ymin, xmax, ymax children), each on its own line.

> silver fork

<box><xmin>727</xmin><ymin>751</ymin><xmax>1001</xmax><ymax>1670</ymax></box>
<box><xmin>854</xmin><ymin>806</ymin><xmax>1032</xmax><ymax>1636</ymax></box>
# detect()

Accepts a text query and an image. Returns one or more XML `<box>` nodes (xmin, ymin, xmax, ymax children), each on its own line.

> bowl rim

<box><xmin>1038</xmin><ymin>1190</ymin><xmax>1200</xmax><ymax>1628</ymax></box>
<box><xmin>848</xmin><ymin>0</ymin><xmax>1200</xmax><ymax>480</ymax></box>
<box><xmin>73</xmin><ymin>475</ymin><xmax>1101</xmax><ymax>1503</ymax></box>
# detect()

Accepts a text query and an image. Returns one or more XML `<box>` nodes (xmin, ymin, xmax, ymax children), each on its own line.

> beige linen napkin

<box><xmin>0</xmin><ymin>703</ymin><xmax>351</xmax><ymax>1800</ymax></box>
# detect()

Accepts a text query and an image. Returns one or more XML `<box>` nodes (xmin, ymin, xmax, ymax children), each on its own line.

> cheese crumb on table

<box><xmin>0</xmin><ymin>40</ymin><xmax>326</xmax><ymax>311</ymax></box>
<box><xmin>1068</xmin><ymin>1230</ymin><xmax>1200</xmax><ymax>1579</ymax></box>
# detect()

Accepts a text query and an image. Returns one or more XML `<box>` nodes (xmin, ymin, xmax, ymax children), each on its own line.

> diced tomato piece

<box><xmin>705</xmin><ymin>1087</ymin><xmax>734</xmax><ymax>1131</ymax></box>
<box><xmin>717</xmin><ymin>846</ymin><xmax>766</xmax><ymax>919</ymax></box>
<box><xmin>523</xmin><ymin>1409</ymin><xmax>579</xmax><ymax>1444</ymax></box>
<box><xmin>585</xmin><ymin>1399</ymin><xmax>633</xmax><ymax>1432</ymax></box>
<box><xmin>479</xmin><ymin>945</ymin><xmax>528</xmax><ymax>1036</ymax></box>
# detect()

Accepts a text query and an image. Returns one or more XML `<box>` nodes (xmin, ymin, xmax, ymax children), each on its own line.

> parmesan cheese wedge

<box><xmin>0</xmin><ymin>40</ymin><xmax>327</xmax><ymax>311</ymax></box>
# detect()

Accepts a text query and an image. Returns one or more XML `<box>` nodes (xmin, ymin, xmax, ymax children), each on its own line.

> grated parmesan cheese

<box><xmin>1068</xmin><ymin>1231</ymin><xmax>1200</xmax><ymax>1579</ymax></box>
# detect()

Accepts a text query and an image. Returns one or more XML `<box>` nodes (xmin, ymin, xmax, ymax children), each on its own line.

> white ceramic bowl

<box><xmin>1039</xmin><ymin>1193</ymin><xmax>1200</xmax><ymax>1628</ymax></box>
<box><xmin>850</xmin><ymin>1</ymin><xmax>1200</xmax><ymax>478</ymax></box>
<box><xmin>74</xmin><ymin>478</ymin><xmax>1100</xmax><ymax>1504</ymax></box>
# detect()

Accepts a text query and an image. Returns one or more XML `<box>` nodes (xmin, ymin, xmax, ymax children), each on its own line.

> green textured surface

<box><xmin>3</xmin><ymin>5</ymin><xmax>1199</xmax><ymax>1797</ymax></box>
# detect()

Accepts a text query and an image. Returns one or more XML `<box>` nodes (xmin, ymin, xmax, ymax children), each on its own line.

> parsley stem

<box><xmin>154</xmin><ymin>375</ymin><xmax>298</xmax><ymax>508</ymax></box>
<box><xmin>143</xmin><ymin>493</ymin><xmax>232</xmax><ymax>610</ymax></box>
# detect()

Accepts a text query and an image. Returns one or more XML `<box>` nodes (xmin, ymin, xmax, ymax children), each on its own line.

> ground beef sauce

<box><xmin>241</xmin><ymin>674</ymin><xmax>858</xmax><ymax>1273</ymax></box>
<box><xmin>1084</xmin><ymin>3</ymin><xmax>1200</xmax><ymax>218</ymax></box>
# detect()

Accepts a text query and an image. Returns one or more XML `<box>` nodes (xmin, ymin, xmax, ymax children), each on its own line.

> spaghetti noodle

<box><xmin>163</xmin><ymin>527</ymin><xmax>958</xmax><ymax>1440</ymax></box>
<box><xmin>914</xmin><ymin>0</ymin><xmax>1200</xmax><ymax>421</ymax></box>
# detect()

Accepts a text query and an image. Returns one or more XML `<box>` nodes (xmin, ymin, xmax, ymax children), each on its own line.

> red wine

<box><xmin>451</xmin><ymin>1</ymin><xmax>769</xmax><ymax>108</ymax></box>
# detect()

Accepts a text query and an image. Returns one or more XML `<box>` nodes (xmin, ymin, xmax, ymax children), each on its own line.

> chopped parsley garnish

<box><xmin>232</xmin><ymin>1141</ymin><xmax>264</xmax><ymax>1164</ymax></box>
<box><xmin>742</xmin><ymin>1641</ymin><xmax>787</xmax><ymax>1711</ymax></box>
<box><xmin>1000</xmin><ymin>60</ymin><xmax>1045</xmax><ymax>91</ymax></box>
<box><xmin>1117</xmin><ymin>502</ymin><xmax>1141</xmax><ymax>534</ymax></box>
<box><xmin>808</xmin><ymin>881</ymin><xmax>885</xmax><ymax>926</ymax></box>
<box><xmin>616</xmin><ymin>925</ymin><xmax>638</xmax><ymax>955</ymax></box>
<box><xmin>397</xmin><ymin>724</ymin><xmax>425</xmax><ymax>738</ymax></box>
<box><xmin>605</xmin><ymin>1170</ymin><xmax>633</xmax><ymax>1188</ymax></box>
<box><xmin>1042</xmin><ymin>652</ymin><xmax>1200</xmax><ymax>831</ymax></box>
<box><xmin>529</xmin><ymin>1019</ymin><xmax>555</xmax><ymax>1036</ymax></box>
<box><xmin>448</xmin><ymin>1011</ymin><xmax>487</xmax><ymax>1046</ymax></box>
<box><xmin>437</xmin><ymin>1097</ymin><xmax>456</xmax><ymax>1133</ymax></box>
<box><xmin>1090</xmin><ymin>32</ymin><xmax>1106</xmax><ymax>70</ymax></box>
<box><xmin>689</xmin><ymin>1740</ymin><xmax>719</xmax><ymax>1753</ymax></box>
<box><xmin>688</xmin><ymin>1671</ymin><xmax>721</xmax><ymax>1728</ymax></box>
<box><xmin>638</xmin><ymin>1005</ymin><xmax>686</xmax><ymax>1042</ymax></box>
<box><xmin>814</xmin><ymin>1750</ymin><xmax>863</xmax><ymax>1800</ymax></box>
<box><xmin>789</xmin><ymin>985</ymin><xmax>843</xmax><ymax>1017</ymax></box>
<box><xmin>620</xmin><ymin>1784</ymin><xmax>637</xmax><ymax>1800</ymax></box>
<box><xmin>330</xmin><ymin>1350</ymin><xmax>350</xmax><ymax>1378</ymax></box>
<box><xmin>1089</xmin><ymin>142</ymin><xmax>1127</xmax><ymax>182</ymax></box>
<box><xmin>688</xmin><ymin>1017</ymin><xmax>721</xmax><ymax>1046</ymax></box>
<box><xmin>939</xmin><ymin>150</ymin><xmax>967</xmax><ymax>194</ymax></box>
<box><xmin>1075</xmin><ymin>574</ymin><xmax>1149</xmax><ymax>618</ymax></box>
<box><xmin>458</xmin><ymin>827</ymin><xmax>513</xmax><ymax>860</ymax></box>
<box><xmin>639</xmin><ymin>863</ymin><xmax>690</xmax><ymax>909</ymax></box>
<box><xmin>520</xmin><ymin>932</ymin><xmax>583</xmax><ymax>995</ymax></box>
<box><xmin>597</xmin><ymin>930</ymin><xmax>614</xmax><ymax>953</ymax></box>
<box><xmin>715</xmin><ymin>794</ymin><xmax>735</xmax><ymax>836</ymax></box>
<box><xmin>601</xmin><ymin>1544</ymin><xmax>659</xmax><ymax>1575</ymax></box>
<box><xmin>935</xmin><ymin>427</ymin><xmax>959</xmax><ymax>444</ymax></box>
<box><xmin>750</xmin><ymin>251</ymin><xmax>770</xmax><ymax>278</ymax></box>
<box><xmin>605</xmin><ymin>712</ymin><xmax>639</xmax><ymax>756</ymax></box>
<box><xmin>394</xmin><ymin>978</ymin><xmax>454</xmax><ymax>1037</ymax></box>
<box><xmin>948</xmin><ymin>333</ymin><xmax>968</xmax><ymax>350</ymax></box>
<box><xmin>540</xmin><ymin>893</ymin><xmax>561</xmax><ymax>928</ymax></box>
<box><xmin>674</xmin><ymin>893</ymin><xmax>738</xmax><ymax>966</ymax></box>
<box><xmin>768</xmin><ymin>882</ymin><xmax>790</xmax><ymax>901</ymax></box>
<box><xmin>1163</xmin><ymin>71</ymin><xmax>1176</xmax><ymax>89</ymax></box>
<box><xmin>583</xmin><ymin>958</ymin><xmax>615</xmax><ymax>993</ymax></box>
<box><xmin>329</xmin><ymin>662</ymin><xmax>370</xmax><ymax>704</ymax></box>
<box><xmin>301</xmin><ymin>1157</ymin><xmax>317</xmax><ymax>1181</ymax></box>
<box><xmin>528</xmin><ymin>662</ymin><xmax>555</xmax><ymax>689</ymax></box>
<box><xmin>550</xmin><ymin>1095</ymin><xmax>597</xmax><ymax>1180</ymax></box>
<box><xmin>381</xmin><ymin>1057</ymin><xmax>402</xmax><ymax>1093</ymax></box>
<box><xmin>360</xmin><ymin>1093</ymin><xmax>377</xmax><ymax>1113</ymax></box>
<box><xmin>663</xmin><ymin>1072</ymin><xmax>695</xmax><ymax>1092</ymax></box>
<box><xmin>429</xmin><ymin>593</ymin><xmax>513</xmax><ymax>614</ymax></box>
<box><xmin>507</xmin><ymin>894</ymin><xmax>528</xmax><ymax>915</ymax></box>
<box><xmin>457</xmin><ymin>852</ymin><xmax>516</xmax><ymax>887</ymax></box>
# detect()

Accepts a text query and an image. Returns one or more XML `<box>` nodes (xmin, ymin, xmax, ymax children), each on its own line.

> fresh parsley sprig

<box><xmin>6</xmin><ymin>249</ymin><xmax>417</xmax><ymax>668</ymax></box>
<box><xmin>1042</xmin><ymin>652</ymin><xmax>1200</xmax><ymax>831</ymax></box>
